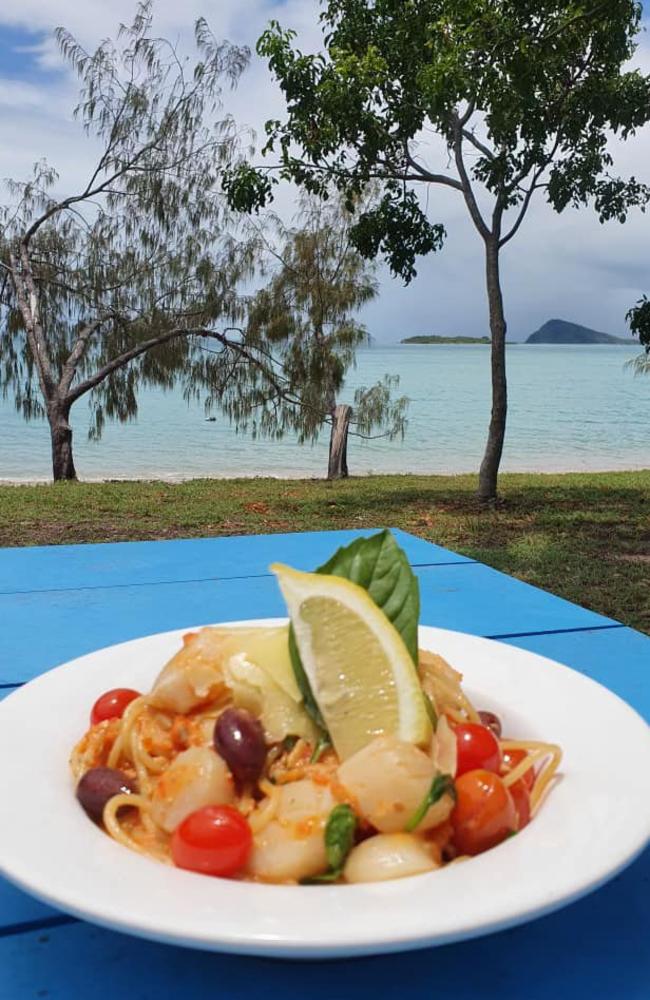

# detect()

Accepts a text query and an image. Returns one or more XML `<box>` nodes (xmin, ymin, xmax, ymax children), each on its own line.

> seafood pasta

<box><xmin>71</xmin><ymin>533</ymin><xmax>561</xmax><ymax>884</ymax></box>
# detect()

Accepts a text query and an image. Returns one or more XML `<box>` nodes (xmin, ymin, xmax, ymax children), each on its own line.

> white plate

<box><xmin>1</xmin><ymin>621</ymin><xmax>649</xmax><ymax>958</ymax></box>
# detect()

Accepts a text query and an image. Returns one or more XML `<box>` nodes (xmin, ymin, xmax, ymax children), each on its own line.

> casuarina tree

<box><xmin>226</xmin><ymin>0</ymin><xmax>650</xmax><ymax>502</ymax></box>
<box><xmin>238</xmin><ymin>193</ymin><xmax>408</xmax><ymax>478</ymax></box>
<box><xmin>0</xmin><ymin>2</ymin><xmax>261</xmax><ymax>481</ymax></box>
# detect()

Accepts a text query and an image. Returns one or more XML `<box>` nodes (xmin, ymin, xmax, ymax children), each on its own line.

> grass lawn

<box><xmin>0</xmin><ymin>470</ymin><xmax>648</xmax><ymax>634</ymax></box>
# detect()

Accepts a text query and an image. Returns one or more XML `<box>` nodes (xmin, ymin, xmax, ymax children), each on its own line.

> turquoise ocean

<box><xmin>1</xmin><ymin>344</ymin><xmax>647</xmax><ymax>481</ymax></box>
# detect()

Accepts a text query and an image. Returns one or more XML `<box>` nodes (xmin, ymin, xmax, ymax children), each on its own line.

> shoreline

<box><xmin>1</xmin><ymin>465</ymin><xmax>649</xmax><ymax>486</ymax></box>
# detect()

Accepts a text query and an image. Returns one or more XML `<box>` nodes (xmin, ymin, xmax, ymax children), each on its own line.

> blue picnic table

<box><xmin>0</xmin><ymin>527</ymin><xmax>648</xmax><ymax>999</ymax></box>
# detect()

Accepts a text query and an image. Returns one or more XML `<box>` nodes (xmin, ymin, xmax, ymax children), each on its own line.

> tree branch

<box><xmin>11</xmin><ymin>247</ymin><xmax>56</xmax><ymax>395</ymax></box>
<box><xmin>451</xmin><ymin>119</ymin><xmax>491</xmax><ymax>240</ymax></box>
<box><xmin>499</xmin><ymin>132</ymin><xmax>563</xmax><ymax>247</ymax></box>
<box><xmin>64</xmin><ymin>325</ymin><xmax>296</xmax><ymax>406</ymax></box>
<box><xmin>499</xmin><ymin>181</ymin><xmax>543</xmax><ymax>248</ymax></box>
<box><xmin>461</xmin><ymin>127</ymin><xmax>495</xmax><ymax>161</ymax></box>
<box><xmin>404</xmin><ymin>148</ymin><xmax>464</xmax><ymax>191</ymax></box>
<box><xmin>59</xmin><ymin>318</ymin><xmax>106</xmax><ymax>394</ymax></box>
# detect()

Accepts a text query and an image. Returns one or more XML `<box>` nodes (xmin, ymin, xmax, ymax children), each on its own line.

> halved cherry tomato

<box><xmin>171</xmin><ymin>805</ymin><xmax>252</xmax><ymax>877</ymax></box>
<box><xmin>455</xmin><ymin>723</ymin><xmax>502</xmax><ymax>777</ymax></box>
<box><xmin>452</xmin><ymin>769</ymin><xmax>517</xmax><ymax>856</ymax></box>
<box><xmin>509</xmin><ymin>780</ymin><xmax>531</xmax><ymax>831</ymax></box>
<box><xmin>501</xmin><ymin>748</ymin><xmax>535</xmax><ymax>792</ymax></box>
<box><xmin>91</xmin><ymin>688</ymin><xmax>140</xmax><ymax>726</ymax></box>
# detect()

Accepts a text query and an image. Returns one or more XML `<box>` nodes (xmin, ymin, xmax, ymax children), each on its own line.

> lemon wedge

<box><xmin>271</xmin><ymin>563</ymin><xmax>431</xmax><ymax>760</ymax></box>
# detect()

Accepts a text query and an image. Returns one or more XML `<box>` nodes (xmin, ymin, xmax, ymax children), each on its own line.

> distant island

<box><xmin>402</xmin><ymin>335</ymin><xmax>491</xmax><ymax>344</ymax></box>
<box><xmin>526</xmin><ymin>319</ymin><xmax>634</xmax><ymax>345</ymax></box>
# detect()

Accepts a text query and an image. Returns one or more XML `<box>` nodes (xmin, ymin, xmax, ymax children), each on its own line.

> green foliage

<box><xmin>626</xmin><ymin>295</ymin><xmax>650</xmax><ymax>375</ymax></box>
<box><xmin>627</xmin><ymin>296</ymin><xmax>650</xmax><ymax>352</ymax></box>
<box><xmin>0</xmin><ymin>1</ymin><xmax>256</xmax><ymax>443</ymax></box>
<box><xmin>234</xmin><ymin>1</ymin><xmax>650</xmax><ymax>282</ymax></box>
<box><xmin>209</xmin><ymin>190</ymin><xmax>408</xmax><ymax>448</ymax></box>
<box><xmin>301</xmin><ymin>803</ymin><xmax>357</xmax><ymax>883</ymax></box>
<box><xmin>222</xmin><ymin>163</ymin><xmax>276</xmax><ymax>214</ymax></box>
<box><xmin>405</xmin><ymin>773</ymin><xmax>456</xmax><ymax>833</ymax></box>
<box><xmin>316</xmin><ymin>528</ymin><xmax>420</xmax><ymax>663</ymax></box>
<box><xmin>350</xmin><ymin>189</ymin><xmax>445</xmax><ymax>283</ymax></box>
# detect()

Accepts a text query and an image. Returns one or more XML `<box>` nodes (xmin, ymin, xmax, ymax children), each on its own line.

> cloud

<box><xmin>0</xmin><ymin>77</ymin><xmax>52</xmax><ymax>108</ymax></box>
<box><xmin>0</xmin><ymin>0</ymin><xmax>648</xmax><ymax>342</ymax></box>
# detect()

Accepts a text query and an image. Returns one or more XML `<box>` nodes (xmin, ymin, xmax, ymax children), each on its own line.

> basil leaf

<box><xmin>316</xmin><ymin>529</ymin><xmax>420</xmax><ymax>664</ymax></box>
<box><xmin>405</xmin><ymin>774</ymin><xmax>456</xmax><ymax>833</ymax></box>
<box><xmin>324</xmin><ymin>803</ymin><xmax>357</xmax><ymax>871</ymax></box>
<box><xmin>310</xmin><ymin>733</ymin><xmax>332</xmax><ymax>763</ymax></box>
<box><xmin>301</xmin><ymin>804</ymin><xmax>357</xmax><ymax>884</ymax></box>
<box><xmin>288</xmin><ymin>625</ymin><xmax>328</xmax><ymax>732</ymax></box>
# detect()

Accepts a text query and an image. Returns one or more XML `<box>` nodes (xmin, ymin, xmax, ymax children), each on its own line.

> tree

<box><xmin>226</xmin><ymin>0</ymin><xmax>650</xmax><ymax>502</ymax></box>
<box><xmin>202</xmin><ymin>193</ymin><xmax>408</xmax><ymax>479</ymax></box>
<box><xmin>627</xmin><ymin>296</ymin><xmax>650</xmax><ymax>374</ymax></box>
<box><xmin>0</xmin><ymin>2</ymin><xmax>263</xmax><ymax>481</ymax></box>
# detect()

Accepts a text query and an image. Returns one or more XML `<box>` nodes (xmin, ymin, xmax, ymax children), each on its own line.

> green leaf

<box><xmin>288</xmin><ymin>625</ymin><xmax>328</xmax><ymax>732</ymax></box>
<box><xmin>310</xmin><ymin>732</ymin><xmax>332</xmax><ymax>763</ymax></box>
<box><xmin>405</xmin><ymin>774</ymin><xmax>456</xmax><ymax>833</ymax></box>
<box><xmin>324</xmin><ymin>803</ymin><xmax>357</xmax><ymax>871</ymax></box>
<box><xmin>301</xmin><ymin>804</ymin><xmax>357</xmax><ymax>884</ymax></box>
<box><xmin>316</xmin><ymin>529</ymin><xmax>420</xmax><ymax>663</ymax></box>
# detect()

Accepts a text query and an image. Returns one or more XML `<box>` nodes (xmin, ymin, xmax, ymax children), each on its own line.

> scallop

<box><xmin>148</xmin><ymin>629</ymin><xmax>229</xmax><ymax>713</ymax></box>
<box><xmin>247</xmin><ymin>779</ymin><xmax>334</xmax><ymax>883</ymax></box>
<box><xmin>344</xmin><ymin>833</ymin><xmax>439</xmax><ymax>883</ymax></box>
<box><xmin>338</xmin><ymin>735</ymin><xmax>453</xmax><ymax>833</ymax></box>
<box><xmin>150</xmin><ymin>746</ymin><xmax>234</xmax><ymax>833</ymax></box>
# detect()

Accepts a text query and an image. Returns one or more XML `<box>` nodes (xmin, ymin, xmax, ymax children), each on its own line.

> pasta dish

<box><xmin>71</xmin><ymin>531</ymin><xmax>561</xmax><ymax>884</ymax></box>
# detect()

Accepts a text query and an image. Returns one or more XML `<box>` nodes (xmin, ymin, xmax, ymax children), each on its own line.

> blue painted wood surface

<box><xmin>508</xmin><ymin>627</ymin><xmax>650</xmax><ymax>722</ymax></box>
<box><xmin>0</xmin><ymin>528</ymin><xmax>647</xmax><ymax>1000</ymax></box>
<box><xmin>0</xmin><ymin>528</ymin><xmax>468</xmax><ymax>595</ymax></box>
<box><xmin>0</xmin><ymin>564</ymin><xmax>615</xmax><ymax>685</ymax></box>
<box><xmin>1</xmin><ymin>846</ymin><xmax>648</xmax><ymax>999</ymax></box>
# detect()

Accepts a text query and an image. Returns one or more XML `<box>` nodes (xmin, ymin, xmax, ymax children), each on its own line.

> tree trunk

<box><xmin>48</xmin><ymin>400</ymin><xmax>77</xmax><ymax>481</ymax></box>
<box><xmin>328</xmin><ymin>403</ymin><xmax>352</xmax><ymax>479</ymax></box>
<box><xmin>478</xmin><ymin>239</ymin><xmax>508</xmax><ymax>505</ymax></box>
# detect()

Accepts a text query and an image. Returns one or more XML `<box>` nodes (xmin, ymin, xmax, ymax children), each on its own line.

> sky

<box><xmin>0</xmin><ymin>1</ymin><xmax>648</xmax><ymax>343</ymax></box>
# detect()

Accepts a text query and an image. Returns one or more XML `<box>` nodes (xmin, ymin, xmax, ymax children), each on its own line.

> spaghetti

<box><xmin>71</xmin><ymin>630</ymin><xmax>562</xmax><ymax>884</ymax></box>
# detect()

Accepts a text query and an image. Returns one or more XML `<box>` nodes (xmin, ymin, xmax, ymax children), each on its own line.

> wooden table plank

<box><xmin>0</xmin><ymin>528</ymin><xmax>469</xmax><ymax>595</ymax></box>
<box><xmin>1</xmin><ymin>845</ymin><xmax>648</xmax><ymax>1000</ymax></box>
<box><xmin>0</xmin><ymin>565</ymin><xmax>616</xmax><ymax>685</ymax></box>
<box><xmin>0</xmin><ymin>880</ymin><xmax>59</xmax><ymax>933</ymax></box>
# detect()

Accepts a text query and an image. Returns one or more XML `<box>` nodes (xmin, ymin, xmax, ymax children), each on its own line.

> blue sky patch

<box><xmin>0</xmin><ymin>24</ymin><xmax>53</xmax><ymax>81</ymax></box>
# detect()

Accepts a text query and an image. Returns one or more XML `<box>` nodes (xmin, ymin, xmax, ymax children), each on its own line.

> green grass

<box><xmin>0</xmin><ymin>470</ymin><xmax>648</xmax><ymax>634</ymax></box>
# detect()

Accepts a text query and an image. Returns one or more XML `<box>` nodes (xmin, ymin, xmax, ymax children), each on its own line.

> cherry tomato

<box><xmin>509</xmin><ymin>780</ymin><xmax>531</xmax><ymax>831</ymax></box>
<box><xmin>452</xmin><ymin>769</ymin><xmax>517</xmax><ymax>856</ymax></box>
<box><xmin>455</xmin><ymin>723</ymin><xmax>502</xmax><ymax>777</ymax></box>
<box><xmin>91</xmin><ymin>688</ymin><xmax>140</xmax><ymax>726</ymax></box>
<box><xmin>501</xmin><ymin>748</ymin><xmax>535</xmax><ymax>792</ymax></box>
<box><xmin>171</xmin><ymin>805</ymin><xmax>252</xmax><ymax>877</ymax></box>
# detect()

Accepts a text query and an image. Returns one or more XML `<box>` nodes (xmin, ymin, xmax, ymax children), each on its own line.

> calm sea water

<box><xmin>1</xmin><ymin>344</ymin><xmax>647</xmax><ymax>481</ymax></box>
